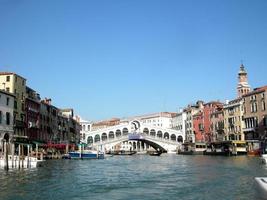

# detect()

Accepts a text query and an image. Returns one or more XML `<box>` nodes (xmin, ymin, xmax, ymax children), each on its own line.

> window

<box><xmin>22</xmin><ymin>80</ymin><xmax>25</xmax><ymax>86</ymax></box>
<box><xmin>0</xmin><ymin>111</ymin><xmax>2</xmax><ymax>124</ymax></box>
<box><xmin>6</xmin><ymin>97</ymin><xmax>9</xmax><ymax>106</ymax></box>
<box><xmin>6</xmin><ymin>87</ymin><xmax>10</xmax><ymax>92</ymax></box>
<box><xmin>15</xmin><ymin>76</ymin><xmax>17</xmax><ymax>82</ymax></box>
<box><xmin>14</xmin><ymin>100</ymin><xmax>17</xmax><ymax>109</ymax></box>
<box><xmin>6</xmin><ymin>112</ymin><xmax>10</xmax><ymax>125</ymax></box>
<box><xmin>262</xmin><ymin>101</ymin><xmax>266</xmax><ymax>111</ymax></box>
<box><xmin>6</xmin><ymin>76</ymin><xmax>10</xmax><ymax>82</ymax></box>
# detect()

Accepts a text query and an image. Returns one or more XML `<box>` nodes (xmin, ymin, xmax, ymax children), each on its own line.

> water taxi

<box><xmin>68</xmin><ymin>150</ymin><xmax>104</xmax><ymax>159</ymax></box>
<box><xmin>178</xmin><ymin>142</ymin><xmax>206</xmax><ymax>155</ymax></box>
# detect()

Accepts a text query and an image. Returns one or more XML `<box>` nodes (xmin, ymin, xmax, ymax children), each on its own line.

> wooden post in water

<box><xmin>27</xmin><ymin>145</ymin><xmax>30</xmax><ymax>168</ymax></box>
<box><xmin>79</xmin><ymin>144</ymin><xmax>82</xmax><ymax>159</ymax></box>
<box><xmin>18</xmin><ymin>144</ymin><xmax>21</xmax><ymax>169</ymax></box>
<box><xmin>4</xmin><ymin>141</ymin><xmax>9</xmax><ymax>171</ymax></box>
<box><xmin>36</xmin><ymin>144</ymin><xmax>38</xmax><ymax>159</ymax></box>
<box><xmin>66</xmin><ymin>144</ymin><xmax>69</xmax><ymax>154</ymax></box>
<box><xmin>11</xmin><ymin>143</ymin><xmax>14</xmax><ymax>168</ymax></box>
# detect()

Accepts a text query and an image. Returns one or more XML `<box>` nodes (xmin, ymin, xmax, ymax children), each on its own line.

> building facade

<box><xmin>0</xmin><ymin>72</ymin><xmax>27</xmax><ymax>136</ymax></box>
<box><xmin>184</xmin><ymin>101</ymin><xmax>204</xmax><ymax>143</ymax></box>
<box><xmin>171</xmin><ymin>111</ymin><xmax>186</xmax><ymax>138</ymax></box>
<box><xmin>242</xmin><ymin>86</ymin><xmax>267</xmax><ymax>151</ymax></box>
<box><xmin>223</xmin><ymin>98</ymin><xmax>245</xmax><ymax>141</ymax></box>
<box><xmin>0</xmin><ymin>90</ymin><xmax>15</xmax><ymax>150</ymax></box>
<box><xmin>25</xmin><ymin>87</ymin><xmax>41</xmax><ymax>142</ymax></box>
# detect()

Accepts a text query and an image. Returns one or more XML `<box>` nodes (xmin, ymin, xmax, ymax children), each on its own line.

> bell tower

<box><xmin>237</xmin><ymin>64</ymin><xmax>251</xmax><ymax>98</ymax></box>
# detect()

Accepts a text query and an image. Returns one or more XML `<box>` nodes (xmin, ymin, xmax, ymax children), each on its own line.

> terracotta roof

<box><xmin>0</xmin><ymin>72</ymin><xmax>26</xmax><ymax>80</ymax></box>
<box><xmin>242</xmin><ymin>85</ymin><xmax>267</xmax><ymax>97</ymax></box>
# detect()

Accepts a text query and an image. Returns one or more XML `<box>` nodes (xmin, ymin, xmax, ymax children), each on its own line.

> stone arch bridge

<box><xmin>82</xmin><ymin>121</ymin><xmax>184</xmax><ymax>153</ymax></box>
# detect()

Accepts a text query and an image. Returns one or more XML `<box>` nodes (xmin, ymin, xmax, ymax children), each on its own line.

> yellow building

<box><xmin>223</xmin><ymin>98</ymin><xmax>245</xmax><ymax>141</ymax></box>
<box><xmin>0</xmin><ymin>72</ymin><xmax>27</xmax><ymax>136</ymax></box>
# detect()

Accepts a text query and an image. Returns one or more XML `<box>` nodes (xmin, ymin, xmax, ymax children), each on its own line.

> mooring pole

<box><xmin>4</xmin><ymin>141</ymin><xmax>9</xmax><ymax>171</ymax></box>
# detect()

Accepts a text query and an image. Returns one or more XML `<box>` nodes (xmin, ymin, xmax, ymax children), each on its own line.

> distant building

<box><xmin>242</xmin><ymin>86</ymin><xmax>267</xmax><ymax>146</ymax></box>
<box><xmin>223</xmin><ymin>98</ymin><xmax>245</xmax><ymax>141</ymax></box>
<box><xmin>184</xmin><ymin>101</ymin><xmax>204</xmax><ymax>143</ymax></box>
<box><xmin>203</xmin><ymin>101</ymin><xmax>224</xmax><ymax>142</ymax></box>
<box><xmin>122</xmin><ymin>112</ymin><xmax>176</xmax><ymax>129</ymax></box>
<box><xmin>0</xmin><ymin>90</ymin><xmax>15</xmax><ymax>150</ymax></box>
<box><xmin>0</xmin><ymin>72</ymin><xmax>27</xmax><ymax>136</ymax></box>
<box><xmin>25</xmin><ymin>86</ymin><xmax>41</xmax><ymax>142</ymax></box>
<box><xmin>193</xmin><ymin>110</ymin><xmax>204</xmax><ymax>142</ymax></box>
<box><xmin>91</xmin><ymin>118</ymin><xmax>120</xmax><ymax>131</ymax></box>
<box><xmin>210</xmin><ymin>105</ymin><xmax>224</xmax><ymax>142</ymax></box>
<box><xmin>171</xmin><ymin>111</ymin><xmax>186</xmax><ymax>143</ymax></box>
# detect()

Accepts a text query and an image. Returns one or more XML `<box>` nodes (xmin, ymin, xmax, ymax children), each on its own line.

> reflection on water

<box><xmin>0</xmin><ymin>155</ymin><xmax>267</xmax><ymax>200</ymax></box>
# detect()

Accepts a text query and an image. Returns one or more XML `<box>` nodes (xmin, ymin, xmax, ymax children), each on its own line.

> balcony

<box><xmin>243</xmin><ymin>127</ymin><xmax>255</xmax><ymax>132</ymax></box>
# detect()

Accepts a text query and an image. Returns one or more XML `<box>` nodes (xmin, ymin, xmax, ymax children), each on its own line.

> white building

<box><xmin>0</xmin><ymin>90</ymin><xmax>15</xmax><ymax>150</ymax></box>
<box><xmin>172</xmin><ymin>110</ymin><xmax>186</xmax><ymax>139</ymax></box>
<box><xmin>127</xmin><ymin>112</ymin><xmax>176</xmax><ymax>129</ymax></box>
<box><xmin>80</xmin><ymin>118</ymin><xmax>93</xmax><ymax>141</ymax></box>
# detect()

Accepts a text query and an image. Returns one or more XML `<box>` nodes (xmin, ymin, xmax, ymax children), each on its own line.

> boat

<box><xmin>261</xmin><ymin>154</ymin><xmax>267</xmax><ymax>164</ymax></box>
<box><xmin>247</xmin><ymin>140</ymin><xmax>261</xmax><ymax>156</ymax></box>
<box><xmin>148</xmin><ymin>151</ymin><xmax>162</xmax><ymax>156</ymax></box>
<box><xmin>111</xmin><ymin>150</ymin><xmax>137</xmax><ymax>155</ymax></box>
<box><xmin>255</xmin><ymin>177</ymin><xmax>267</xmax><ymax>198</ymax></box>
<box><xmin>0</xmin><ymin>155</ymin><xmax>44</xmax><ymax>168</ymax></box>
<box><xmin>203</xmin><ymin>141</ymin><xmax>232</xmax><ymax>156</ymax></box>
<box><xmin>68</xmin><ymin>150</ymin><xmax>104</xmax><ymax>159</ymax></box>
<box><xmin>178</xmin><ymin>142</ymin><xmax>206</xmax><ymax>155</ymax></box>
<box><xmin>231</xmin><ymin>141</ymin><xmax>247</xmax><ymax>155</ymax></box>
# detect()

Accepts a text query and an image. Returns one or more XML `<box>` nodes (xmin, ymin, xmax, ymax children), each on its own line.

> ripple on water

<box><xmin>0</xmin><ymin>155</ymin><xmax>266</xmax><ymax>200</ymax></box>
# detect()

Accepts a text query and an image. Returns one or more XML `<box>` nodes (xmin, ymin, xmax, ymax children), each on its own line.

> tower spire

<box><xmin>237</xmin><ymin>63</ymin><xmax>250</xmax><ymax>98</ymax></box>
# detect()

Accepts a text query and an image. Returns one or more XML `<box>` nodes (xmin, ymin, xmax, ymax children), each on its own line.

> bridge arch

<box><xmin>94</xmin><ymin>134</ymin><xmax>100</xmax><ymax>143</ymax></box>
<box><xmin>87</xmin><ymin>136</ymin><xmax>93</xmax><ymax>145</ymax></box>
<box><xmin>122</xmin><ymin>128</ymin><xmax>128</xmax><ymax>135</ymax></box>
<box><xmin>164</xmin><ymin>132</ymin><xmax>169</xmax><ymax>140</ymax></box>
<box><xmin>109</xmin><ymin>131</ymin><xmax>114</xmax><ymax>139</ymax></box>
<box><xmin>157</xmin><ymin>131</ymin><xmax>162</xmax><ymax>138</ymax></box>
<box><xmin>115</xmin><ymin>129</ymin><xmax>121</xmax><ymax>138</ymax></box>
<box><xmin>102</xmin><ymin>133</ymin><xmax>108</xmax><ymax>141</ymax></box>
<box><xmin>171</xmin><ymin>134</ymin><xmax>176</xmax><ymax>141</ymax></box>
<box><xmin>150</xmin><ymin>129</ymin><xmax>156</xmax><ymax>137</ymax></box>
<box><xmin>143</xmin><ymin>128</ymin><xmax>149</xmax><ymax>135</ymax></box>
<box><xmin>177</xmin><ymin>135</ymin><xmax>183</xmax><ymax>142</ymax></box>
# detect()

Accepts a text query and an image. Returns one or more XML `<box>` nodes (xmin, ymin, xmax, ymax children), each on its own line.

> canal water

<box><xmin>0</xmin><ymin>154</ymin><xmax>267</xmax><ymax>200</ymax></box>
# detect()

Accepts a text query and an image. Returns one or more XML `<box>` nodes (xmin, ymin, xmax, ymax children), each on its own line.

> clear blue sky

<box><xmin>0</xmin><ymin>0</ymin><xmax>266</xmax><ymax>121</ymax></box>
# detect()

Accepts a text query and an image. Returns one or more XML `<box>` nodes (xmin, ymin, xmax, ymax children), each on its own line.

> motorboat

<box><xmin>148</xmin><ymin>151</ymin><xmax>162</xmax><ymax>156</ymax></box>
<box><xmin>261</xmin><ymin>154</ymin><xmax>267</xmax><ymax>164</ymax></box>
<box><xmin>68</xmin><ymin>150</ymin><xmax>104</xmax><ymax>159</ymax></box>
<box><xmin>110</xmin><ymin>150</ymin><xmax>137</xmax><ymax>156</ymax></box>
